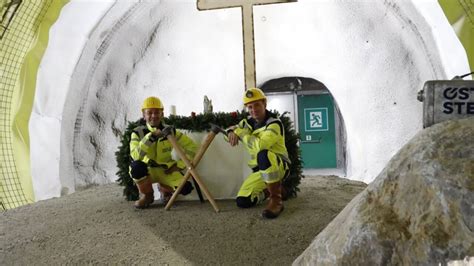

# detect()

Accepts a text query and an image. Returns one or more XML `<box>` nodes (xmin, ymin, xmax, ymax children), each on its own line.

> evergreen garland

<box><xmin>115</xmin><ymin>111</ymin><xmax>304</xmax><ymax>201</ymax></box>
<box><xmin>115</xmin><ymin>119</ymin><xmax>143</xmax><ymax>201</ymax></box>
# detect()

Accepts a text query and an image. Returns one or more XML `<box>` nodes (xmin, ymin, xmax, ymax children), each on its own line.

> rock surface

<box><xmin>294</xmin><ymin>118</ymin><xmax>474</xmax><ymax>265</ymax></box>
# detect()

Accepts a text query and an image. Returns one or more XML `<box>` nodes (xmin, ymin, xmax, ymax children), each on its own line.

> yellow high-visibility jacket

<box><xmin>233</xmin><ymin>111</ymin><xmax>290</xmax><ymax>169</ymax></box>
<box><xmin>130</xmin><ymin>121</ymin><xmax>197</xmax><ymax>170</ymax></box>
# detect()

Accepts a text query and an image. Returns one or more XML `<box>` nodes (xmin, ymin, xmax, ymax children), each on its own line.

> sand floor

<box><xmin>1</xmin><ymin>175</ymin><xmax>366</xmax><ymax>265</ymax></box>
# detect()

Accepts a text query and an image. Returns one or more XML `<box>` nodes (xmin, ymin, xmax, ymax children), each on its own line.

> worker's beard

<box><xmin>147</xmin><ymin>118</ymin><xmax>161</xmax><ymax>128</ymax></box>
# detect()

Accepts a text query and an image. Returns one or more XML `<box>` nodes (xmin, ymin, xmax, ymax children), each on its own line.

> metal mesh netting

<box><xmin>0</xmin><ymin>0</ymin><xmax>53</xmax><ymax>210</ymax></box>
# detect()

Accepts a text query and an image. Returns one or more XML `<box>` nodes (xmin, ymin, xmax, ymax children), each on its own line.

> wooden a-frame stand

<box><xmin>164</xmin><ymin>124</ymin><xmax>227</xmax><ymax>213</ymax></box>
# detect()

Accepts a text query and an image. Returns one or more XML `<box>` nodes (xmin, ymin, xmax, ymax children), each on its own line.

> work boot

<box><xmin>134</xmin><ymin>177</ymin><xmax>154</xmax><ymax>209</ymax></box>
<box><xmin>262</xmin><ymin>181</ymin><xmax>284</xmax><ymax>219</ymax></box>
<box><xmin>263</xmin><ymin>184</ymin><xmax>287</xmax><ymax>201</ymax></box>
<box><xmin>262</xmin><ymin>186</ymin><xmax>288</xmax><ymax>201</ymax></box>
<box><xmin>258</xmin><ymin>188</ymin><xmax>270</xmax><ymax>203</ymax></box>
<box><xmin>159</xmin><ymin>184</ymin><xmax>174</xmax><ymax>204</ymax></box>
<box><xmin>281</xmin><ymin>185</ymin><xmax>288</xmax><ymax>201</ymax></box>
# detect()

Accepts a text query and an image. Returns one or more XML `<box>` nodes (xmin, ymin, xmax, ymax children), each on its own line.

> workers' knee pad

<box><xmin>236</xmin><ymin>196</ymin><xmax>257</xmax><ymax>208</ymax></box>
<box><xmin>257</xmin><ymin>150</ymin><xmax>271</xmax><ymax>171</ymax></box>
<box><xmin>130</xmin><ymin>161</ymin><xmax>148</xmax><ymax>179</ymax></box>
<box><xmin>180</xmin><ymin>181</ymin><xmax>194</xmax><ymax>195</ymax></box>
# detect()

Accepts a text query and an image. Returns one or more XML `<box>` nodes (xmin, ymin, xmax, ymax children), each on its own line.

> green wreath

<box><xmin>115</xmin><ymin>111</ymin><xmax>304</xmax><ymax>201</ymax></box>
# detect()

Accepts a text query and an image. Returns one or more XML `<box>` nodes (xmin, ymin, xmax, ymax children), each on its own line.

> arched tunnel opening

<box><xmin>261</xmin><ymin>77</ymin><xmax>346</xmax><ymax>174</ymax></box>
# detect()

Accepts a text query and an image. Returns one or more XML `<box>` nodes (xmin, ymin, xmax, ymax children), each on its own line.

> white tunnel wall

<box><xmin>31</xmin><ymin>0</ymin><xmax>116</xmax><ymax>200</ymax></box>
<box><xmin>30</xmin><ymin>0</ymin><xmax>470</xmax><ymax>200</ymax></box>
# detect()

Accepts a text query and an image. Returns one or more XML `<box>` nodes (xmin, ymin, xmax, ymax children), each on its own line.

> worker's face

<box><xmin>143</xmin><ymin>108</ymin><xmax>163</xmax><ymax>127</ymax></box>
<box><xmin>246</xmin><ymin>100</ymin><xmax>266</xmax><ymax>122</ymax></box>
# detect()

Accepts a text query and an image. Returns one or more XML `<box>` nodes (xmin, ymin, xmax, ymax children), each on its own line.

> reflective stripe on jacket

<box><xmin>130</xmin><ymin>122</ymin><xmax>197</xmax><ymax>169</ymax></box>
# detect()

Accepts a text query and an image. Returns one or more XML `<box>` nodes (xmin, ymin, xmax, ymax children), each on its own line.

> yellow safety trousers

<box><xmin>237</xmin><ymin>150</ymin><xmax>288</xmax><ymax>202</ymax></box>
<box><xmin>233</xmin><ymin>115</ymin><xmax>289</xmax><ymax>202</ymax></box>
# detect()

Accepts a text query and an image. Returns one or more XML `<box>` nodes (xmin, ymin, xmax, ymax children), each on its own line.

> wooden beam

<box><xmin>197</xmin><ymin>0</ymin><xmax>296</xmax><ymax>90</ymax></box>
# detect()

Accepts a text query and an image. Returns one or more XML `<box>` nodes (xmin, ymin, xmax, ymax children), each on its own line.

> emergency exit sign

<box><xmin>304</xmin><ymin>108</ymin><xmax>328</xmax><ymax>131</ymax></box>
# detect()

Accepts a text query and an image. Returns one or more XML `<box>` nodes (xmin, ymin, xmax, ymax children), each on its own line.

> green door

<box><xmin>297</xmin><ymin>94</ymin><xmax>337</xmax><ymax>168</ymax></box>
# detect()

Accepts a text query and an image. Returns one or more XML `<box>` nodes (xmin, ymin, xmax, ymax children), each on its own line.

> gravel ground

<box><xmin>1</xmin><ymin>175</ymin><xmax>366</xmax><ymax>265</ymax></box>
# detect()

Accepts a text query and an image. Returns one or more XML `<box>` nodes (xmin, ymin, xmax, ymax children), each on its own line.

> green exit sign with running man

<box><xmin>304</xmin><ymin>108</ymin><xmax>328</xmax><ymax>131</ymax></box>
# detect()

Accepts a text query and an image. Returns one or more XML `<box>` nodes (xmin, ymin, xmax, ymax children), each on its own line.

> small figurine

<box><xmin>204</xmin><ymin>95</ymin><xmax>213</xmax><ymax>114</ymax></box>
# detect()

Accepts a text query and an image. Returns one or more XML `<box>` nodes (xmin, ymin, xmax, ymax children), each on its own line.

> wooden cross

<box><xmin>197</xmin><ymin>0</ymin><xmax>296</xmax><ymax>90</ymax></box>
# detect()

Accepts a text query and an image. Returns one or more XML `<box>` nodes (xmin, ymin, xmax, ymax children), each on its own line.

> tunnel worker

<box><xmin>226</xmin><ymin>88</ymin><xmax>290</xmax><ymax>219</ymax></box>
<box><xmin>129</xmin><ymin>96</ymin><xmax>197</xmax><ymax>209</ymax></box>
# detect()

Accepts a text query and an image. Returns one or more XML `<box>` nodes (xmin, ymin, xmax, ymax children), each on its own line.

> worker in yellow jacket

<box><xmin>227</xmin><ymin>88</ymin><xmax>290</xmax><ymax>219</ymax></box>
<box><xmin>130</xmin><ymin>96</ymin><xmax>197</xmax><ymax>209</ymax></box>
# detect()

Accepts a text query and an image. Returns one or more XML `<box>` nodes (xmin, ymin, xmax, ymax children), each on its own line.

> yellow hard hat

<box><xmin>243</xmin><ymin>88</ymin><xmax>266</xmax><ymax>105</ymax></box>
<box><xmin>141</xmin><ymin>96</ymin><xmax>164</xmax><ymax>111</ymax></box>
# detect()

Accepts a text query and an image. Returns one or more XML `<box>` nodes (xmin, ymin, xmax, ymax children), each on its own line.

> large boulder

<box><xmin>294</xmin><ymin>117</ymin><xmax>474</xmax><ymax>265</ymax></box>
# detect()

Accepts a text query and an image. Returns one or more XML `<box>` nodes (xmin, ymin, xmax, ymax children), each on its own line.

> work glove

<box><xmin>209</xmin><ymin>123</ymin><xmax>227</xmax><ymax>136</ymax></box>
<box><xmin>149</xmin><ymin>126</ymin><xmax>173</xmax><ymax>141</ymax></box>
<box><xmin>160</xmin><ymin>126</ymin><xmax>173</xmax><ymax>138</ymax></box>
